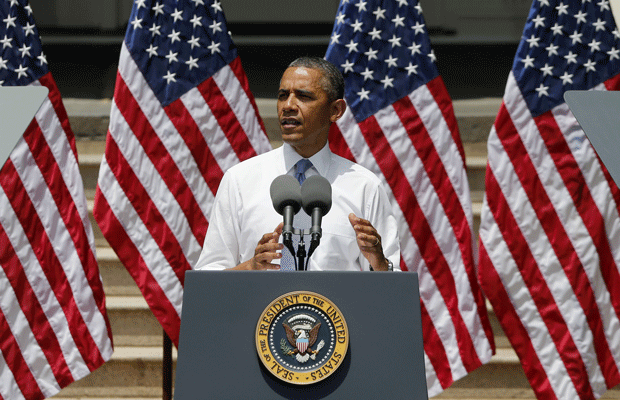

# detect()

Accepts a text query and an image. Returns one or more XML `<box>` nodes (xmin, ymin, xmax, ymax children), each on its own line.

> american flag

<box><xmin>325</xmin><ymin>0</ymin><xmax>495</xmax><ymax>395</ymax></box>
<box><xmin>478</xmin><ymin>0</ymin><xmax>620</xmax><ymax>398</ymax></box>
<box><xmin>93</xmin><ymin>0</ymin><xmax>271</xmax><ymax>346</ymax></box>
<box><xmin>0</xmin><ymin>1</ymin><xmax>114</xmax><ymax>399</ymax></box>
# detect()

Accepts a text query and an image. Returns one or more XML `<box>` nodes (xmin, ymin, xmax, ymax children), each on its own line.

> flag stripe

<box><xmin>117</xmin><ymin>43</ymin><xmax>215</xmax><ymax>231</ymax></box>
<box><xmin>25</xmin><ymin>115</ymin><xmax>113</xmax><ymax>358</ymax></box>
<box><xmin>536</xmin><ymin>109</ymin><xmax>620</xmax><ymax>378</ymax></box>
<box><xmin>478</xmin><ymin>241</ymin><xmax>558</xmax><ymax>400</ymax></box>
<box><xmin>479</xmin><ymin>1</ymin><xmax>620</xmax><ymax>396</ymax></box>
<box><xmin>0</xmin><ymin>294</ymin><xmax>49</xmax><ymax>400</ymax></box>
<box><xmin>328</xmin><ymin>124</ymin><xmax>356</xmax><ymax>163</ymax></box>
<box><xmin>483</xmin><ymin>156</ymin><xmax>595</xmax><ymax>398</ymax></box>
<box><xmin>113</xmin><ymin>71</ymin><xmax>206</xmax><ymax>248</ymax></box>
<box><xmin>95</xmin><ymin>1</ymin><xmax>270</xmax><ymax>350</ymax></box>
<box><xmin>392</xmin><ymin>94</ymin><xmax>493</xmax><ymax>354</ymax></box>
<box><xmin>95</xmin><ymin>160</ymin><xmax>183</xmax><ymax>344</ymax></box>
<box><xmin>0</xmin><ymin>349</ymin><xmax>26</xmax><ymax>400</ymax></box>
<box><xmin>0</xmin><ymin>158</ymin><xmax>104</xmax><ymax>371</ymax></box>
<box><xmin>419</xmin><ymin>300</ymin><xmax>453</xmax><ymax>389</ymax></box>
<box><xmin>168</xmin><ymin>93</ymin><xmax>224</xmax><ymax>199</ymax></box>
<box><xmin>0</xmin><ymin>2</ymin><xmax>112</xmax><ymax>397</ymax></box>
<box><xmin>228</xmin><ymin>57</ymin><xmax>267</xmax><ymax>136</ymax></box>
<box><xmin>197</xmin><ymin>75</ymin><xmax>257</xmax><ymax>162</ymax></box>
<box><xmin>425</xmin><ymin>76</ymin><xmax>466</xmax><ymax>168</ymax></box>
<box><xmin>0</xmin><ymin>223</ymin><xmax>73</xmax><ymax>386</ymax></box>
<box><xmin>356</xmin><ymin>114</ymin><xmax>483</xmax><ymax>372</ymax></box>
<box><xmin>103</xmin><ymin>132</ymin><xmax>192</xmax><ymax>283</ymax></box>
<box><xmin>502</xmin><ymin>80</ymin><xmax>620</xmax><ymax>387</ymax></box>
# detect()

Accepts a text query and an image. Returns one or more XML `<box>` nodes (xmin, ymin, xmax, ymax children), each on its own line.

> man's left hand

<box><xmin>348</xmin><ymin>213</ymin><xmax>390</xmax><ymax>271</ymax></box>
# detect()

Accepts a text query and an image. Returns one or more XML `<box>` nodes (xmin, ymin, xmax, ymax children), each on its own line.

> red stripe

<box><xmin>535</xmin><ymin>111</ymin><xmax>620</xmax><ymax>386</ymax></box>
<box><xmin>357</xmin><ymin>115</ymin><xmax>482</xmax><ymax>373</ymax></box>
<box><xmin>38</xmin><ymin>73</ymin><xmax>77</xmax><ymax>160</ymax></box>
<box><xmin>197</xmin><ymin>76</ymin><xmax>258</xmax><ymax>162</ymax></box>
<box><xmin>426</xmin><ymin>76</ymin><xmax>467</xmax><ymax>167</ymax></box>
<box><xmin>328</xmin><ymin>122</ymin><xmax>356</xmax><ymax>162</ymax></box>
<box><xmin>23</xmin><ymin>120</ymin><xmax>113</xmax><ymax>352</ymax></box>
<box><xmin>0</xmin><ymin>306</ymin><xmax>44</xmax><ymax>400</ymax></box>
<box><xmin>478</xmin><ymin>241</ymin><xmax>558</xmax><ymax>400</ymax></box>
<box><xmin>0</xmin><ymin>159</ymin><xmax>105</xmax><ymax>370</ymax></box>
<box><xmin>113</xmin><ymin>72</ymin><xmax>207</xmax><ymax>244</ymax></box>
<box><xmin>101</xmin><ymin>134</ymin><xmax>191</xmax><ymax>284</ymax></box>
<box><xmin>164</xmin><ymin>96</ymin><xmax>223</xmax><ymax>196</ymax></box>
<box><xmin>419</xmin><ymin>300</ymin><xmax>453</xmax><ymax>389</ymax></box>
<box><xmin>0</xmin><ymin>223</ymin><xmax>73</xmax><ymax>388</ymax></box>
<box><xmin>392</xmin><ymin>94</ymin><xmax>495</xmax><ymax>351</ymax></box>
<box><xmin>492</xmin><ymin>105</ymin><xmax>597</xmax><ymax>398</ymax></box>
<box><xmin>228</xmin><ymin>57</ymin><xmax>267</xmax><ymax>135</ymax></box>
<box><xmin>93</xmin><ymin>189</ymin><xmax>182</xmax><ymax>346</ymax></box>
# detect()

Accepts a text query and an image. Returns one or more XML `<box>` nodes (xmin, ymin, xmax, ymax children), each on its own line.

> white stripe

<box><xmin>418</xmin><ymin>258</ymin><xmax>467</xmax><ymax>379</ymax></box>
<box><xmin>552</xmin><ymin>100</ymin><xmax>620</xmax><ymax>374</ymax></box>
<box><xmin>30</xmin><ymin>82</ymin><xmax>97</xmax><ymax>256</ymax></box>
<box><xmin>423</xmin><ymin>353</ymin><xmax>441</xmax><ymax>398</ymax></box>
<box><xmin>212</xmin><ymin>64</ymin><xmax>271</xmax><ymax>156</ymax></box>
<box><xmin>479</xmin><ymin>190</ymin><xmax>579</xmax><ymax>400</ymax></box>
<box><xmin>0</xmin><ymin>266</ymin><xmax>58</xmax><ymax>398</ymax></box>
<box><xmin>487</xmin><ymin>113</ymin><xmax>605</xmax><ymax>396</ymax></box>
<box><xmin>9</xmin><ymin>138</ymin><xmax>112</xmax><ymax>366</ymax></box>
<box><xmin>3</xmin><ymin>145</ymin><xmax>92</xmax><ymax>379</ymax></box>
<box><xmin>97</xmin><ymin>158</ymin><xmax>184</xmax><ymax>316</ymax></box>
<box><xmin>504</xmin><ymin>74</ymin><xmax>609</xmax><ymax>393</ymax></box>
<box><xmin>180</xmin><ymin>86</ymin><xmax>241</xmax><ymax>176</ymax></box>
<box><xmin>374</xmin><ymin>103</ymin><xmax>492</xmax><ymax>364</ymax></box>
<box><xmin>336</xmin><ymin>108</ymin><xmax>469</xmax><ymax>382</ymax></box>
<box><xmin>108</xmin><ymin>100</ymin><xmax>202</xmax><ymax>264</ymax></box>
<box><xmin>409</xmin><ymin>85</ymin><xmax>475</xmax><ymax>230</ymax></box>
<box><xmin>117</xmin><ymin>43</ymin><xmax>213</xmax><ymax>228</ymax></box>
<box><xmin>0</xmin><ymin>350</ymin><xmax>26</xmax><ymax>400</ymax></box>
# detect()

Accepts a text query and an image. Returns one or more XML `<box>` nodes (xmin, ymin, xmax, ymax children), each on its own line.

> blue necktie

<box><xmin>295</xmin><ymin>158</ymin><xmax>313</xmax><ymax>185</ymax></box>
<box><xmin>281</xmin><ymin>159</ymin><xmax>313</xmax><ymax>271</ymax></box>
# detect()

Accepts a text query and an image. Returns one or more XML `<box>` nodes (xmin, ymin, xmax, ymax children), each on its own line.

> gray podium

<box><xmin>564</xmin><ymin>90</ymin><xmax>620</xmax><ymax>186</ymax></box>
<box><xmin>174</xmin><ymin>271</ymin><xmax>428</xmax><ymax>399</ymax></box>
<box><xmin>0</xmin><ymin>86</ymin><xmax>49</xmax><ymax>167</ymax></box>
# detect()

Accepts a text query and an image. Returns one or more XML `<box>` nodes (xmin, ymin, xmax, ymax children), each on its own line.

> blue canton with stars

<box><xmin>325</xmin><ymin>0</ymin><xmax>439</xmax><ymax>123</ymax></box>
<box><xmin>513</xmin><ymin>0</ymin><xmax>620</xmax><ymax>117</ymax></box>
<box><xmin>125</xmin><ymin>0</ymin><xmax>237</xmax><ymax>107</ymax></box>
<box><xmin>0</xmin><ymin>0</ymin><xmax>48</xmax><ymax>86</ymax></box>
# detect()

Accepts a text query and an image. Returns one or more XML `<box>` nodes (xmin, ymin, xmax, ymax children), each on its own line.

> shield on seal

<box><xmin>296</xmin><ymin>337</ymin><xmax>309</xmax><ymax>353</ymax></box>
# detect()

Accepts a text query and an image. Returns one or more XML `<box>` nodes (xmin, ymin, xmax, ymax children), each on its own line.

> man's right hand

<box><xmin>232</xmin><ymin>223</ymin><xmax>284</xmax><ymax>270</ymax></box>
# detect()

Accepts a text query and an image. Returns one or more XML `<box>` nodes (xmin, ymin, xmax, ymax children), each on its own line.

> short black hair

<box><xmin>288</xmin><ymin>57</ymin><xmax>345</xmax><ymax>101</ymax></box>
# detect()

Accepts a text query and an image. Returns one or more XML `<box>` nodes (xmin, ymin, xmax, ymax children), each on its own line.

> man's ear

<box><xmin>330</xmin><ymin>98</ymin><xmax>347</xmax><ymax>122</ymax></box>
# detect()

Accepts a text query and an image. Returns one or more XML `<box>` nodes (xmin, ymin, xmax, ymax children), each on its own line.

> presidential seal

<box><xmin>255</xmin><ymin>291</ymin><xmax>348</xmax><ymax>385</ymax></box>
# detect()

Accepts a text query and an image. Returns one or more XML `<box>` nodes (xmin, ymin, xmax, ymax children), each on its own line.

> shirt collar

<box><xmin>282</xmin><ymin>142</ymin><xmax>332</xmax><ymax>177</ymax></box>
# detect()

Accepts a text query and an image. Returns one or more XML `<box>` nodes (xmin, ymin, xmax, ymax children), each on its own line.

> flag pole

<box><xmin>163</xmin><ymin>330</ymin><xmax>172</xmax><ymax>400</ymax></box>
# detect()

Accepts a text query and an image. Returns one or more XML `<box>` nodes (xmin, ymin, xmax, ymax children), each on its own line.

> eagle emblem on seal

<box><xmin>280</xmin><ymin>313</ymin><xmax>325</xmax><ymax>363</ymax></box>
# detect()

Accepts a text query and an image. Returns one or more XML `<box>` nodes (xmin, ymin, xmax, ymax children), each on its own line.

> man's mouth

<box><xmin>281</xmin><ymin>118</ymin><xmax>301</xmax><ymax>128</ymax></box>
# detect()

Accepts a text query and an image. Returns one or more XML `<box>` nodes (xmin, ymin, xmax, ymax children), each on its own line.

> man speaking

<box><xmin>195</xmin><ymin>57</ymin><xmax>399</xmax><ymax>271</ymax></box>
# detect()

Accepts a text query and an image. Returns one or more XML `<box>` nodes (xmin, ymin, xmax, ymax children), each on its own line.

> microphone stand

<box><xmin>293</xmin><ymin>228</ymin><xmax>307</xmax><ymax>271</ymax></box>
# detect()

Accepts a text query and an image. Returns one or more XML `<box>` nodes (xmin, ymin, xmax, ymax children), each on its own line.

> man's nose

<box><xmin>283</xmin><ymin>95</ymin><xmax>297</xmax><ymax>110</ymax></box>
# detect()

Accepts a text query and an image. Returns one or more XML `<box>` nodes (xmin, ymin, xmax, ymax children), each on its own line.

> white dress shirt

<box><xmin>194</xmin><ymin>143</ymin><xmax>400</xmax><ymax>271</ymax></box>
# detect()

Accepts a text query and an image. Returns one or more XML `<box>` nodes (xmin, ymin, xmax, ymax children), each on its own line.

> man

<box><xmin>195</xmin><ymin>57</ymin><xmax>399</xmax><ymax>271</ymax></box>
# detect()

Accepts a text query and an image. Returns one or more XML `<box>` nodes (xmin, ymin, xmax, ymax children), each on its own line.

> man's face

<box><xmin>277</xmin><ymin>67</ymin><xmax>341</xmax><ymax>158</ymax></box>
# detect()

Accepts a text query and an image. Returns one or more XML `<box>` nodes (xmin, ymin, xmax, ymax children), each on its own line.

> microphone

<box><xmin>270</xmin><ymin>175</ymin><xmax>302</xmax><ymax>251</ymax></box>
<box><xmin>301</xmin><ymin>175</ymin><xmax>332</xmax><ymax>255</ymax></box>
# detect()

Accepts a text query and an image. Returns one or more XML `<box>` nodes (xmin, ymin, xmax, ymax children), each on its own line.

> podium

<box><xmin>564</xmin><ymin>90</ymin><xmax>620</xmax><ymax>186</ymax></box>
<box><xmin>0</xmin><ymin>86</ymin><xmax>49</xmax><ymax>166</ymax></box>
<box><xmin>174</xmin><ymin>271</ymin><xmax>428</xmax><ymax>399</ymax></box>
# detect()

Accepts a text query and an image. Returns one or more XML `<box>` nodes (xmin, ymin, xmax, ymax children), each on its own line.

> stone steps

<box><xmin>53</xmin><ymin>97</ymin><xmax>620</xmax><ymax>398</ymax></box>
